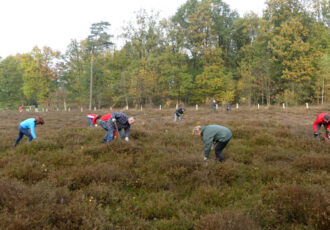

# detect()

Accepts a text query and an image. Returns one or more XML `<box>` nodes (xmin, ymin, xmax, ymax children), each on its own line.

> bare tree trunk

<box><xmin>89</xmin><ymin>53</ymin><xmax>94</xmax><ymax>110</ymax></box>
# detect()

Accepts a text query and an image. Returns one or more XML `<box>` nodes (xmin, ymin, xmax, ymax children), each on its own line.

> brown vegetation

<box><xmin>0</xmin><ymin>105</ymin><xmax>329</xmax><ymax>229</ymax></box>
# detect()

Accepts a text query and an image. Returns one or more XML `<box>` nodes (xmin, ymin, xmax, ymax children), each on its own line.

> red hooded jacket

<box><xmin>313</xmin><ymin>113</ymin><xmax>330</xmax><ymax>132</ymax></box>
<box><xmin>87</xmin><ymin>114</ymin><xmax>99</xmax><ymax>125</ymax></box>
<box><xmin>100</xmin><ymin>113</ymin><xmax>112</xmax><ymax>121</ymax></box>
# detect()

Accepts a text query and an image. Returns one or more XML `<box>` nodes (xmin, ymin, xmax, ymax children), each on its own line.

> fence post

<box><xmin>196</xmin><ymin>104</ymin><xmax>198</xmax><ymax>110</ymax></box>
<box><xmin>306</xmin><ymin>103</ymin><xmax>309</xmax><ymax>109</ymax></box>
<box><xmin>141</xmin><ymin>105</ymin><xmax>143</xmax><ymax>111</ymax></box>
<box><xmin>126</xmin><ymin>105</ymin><xmax>128</xmax><ymax>110</ymax></box>
<box><xmin>236</xmin><ymin>103</ymin><xmax>239</xmax><ymax>109</ymax></box>
<box><xmin>159</xmin><ymin>105</ymin><xmax>162</xmax><ymax>110</ymax></box>
<box><xmin>216</xmin><ymin>104</ymin><xmax>218</xmax><ymax>110</ymax></box>
<box><xmin>257</xmin><ymin>104</ymin><xmax>260</xmax><ymax>109</ymax></box>
<box><xmin>282</xmin><ymin>103</ymin><xmax>285</xmax><ymax>109</ymax></box>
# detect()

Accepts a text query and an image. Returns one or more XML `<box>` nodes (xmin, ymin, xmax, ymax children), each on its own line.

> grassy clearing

<box><xmin>0</xmin><ymin>106</ymin><xmax>329</xmax><ymax>229</ymax></box>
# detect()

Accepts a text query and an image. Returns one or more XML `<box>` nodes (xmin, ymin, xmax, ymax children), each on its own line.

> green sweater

<box><xmin>201</xmin><ymin>125</ymin><xmax>232</xmax><ymax>158</ymax></box>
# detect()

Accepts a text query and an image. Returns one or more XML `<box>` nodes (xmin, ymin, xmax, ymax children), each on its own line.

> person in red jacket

<box><xmin>98</xmin><ymin>113</ymin><xmax>116</xmax><ymax>142</ymax></box>
<box><xmin>87</xmin><ymin>114</ymin><xmax>101</xmax><ymax>128</ymax></box>
<box><xmin>313</xmin><ymin>113</ymin><xmax>330</xmax><ymax>139</ymax></box>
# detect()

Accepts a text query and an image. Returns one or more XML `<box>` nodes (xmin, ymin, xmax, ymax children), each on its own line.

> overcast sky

<box><xmin>0</xmin><ymin>0</ymin><xmax>266</xmax><ymax>58</ymax></box>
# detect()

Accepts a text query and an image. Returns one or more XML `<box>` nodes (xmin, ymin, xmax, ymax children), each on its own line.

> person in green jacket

<box><xmin>193</xmin><ymin>125</ymin><xmax>232</xmax><ymax>162</ymax></box>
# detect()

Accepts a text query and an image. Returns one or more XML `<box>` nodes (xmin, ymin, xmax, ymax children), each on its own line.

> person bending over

<box><xmin>14</xmin><ymin>117</ymin><xmax>44</xmax><ymax>146</ymax></box>
<box><xmin>174</xmin><ymin>107</ymin><xmax>185</xmax><ymax>122</ymax></box>
<box><xmin>193</xmin><ymin>124</ymin><xmax>232</xmax><ymax>162</ymax></box>
<box><xmin>313</xmin><ymin>113</ymin><xmax>330</xmax><ymax>139</ymax></box>
<box><xmin>86</xmin><ymin>114</ymin><xmax>101</xmax><ymax>127</ymax></box>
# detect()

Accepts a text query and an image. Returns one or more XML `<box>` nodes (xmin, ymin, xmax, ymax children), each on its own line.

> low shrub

<box><xmin>294</xmin><ymin>155</ymin><xmax>330</xmax><ymax>171</ymax></box>
<box><xmin>196</xmin><ymin>210</ymin><xmax>261</xmax><ymax>230</ymax></box>
<box><xmin>260</xmin><ymin>184</ymin><xmax>330</xmax><ymax>230</ymax></box>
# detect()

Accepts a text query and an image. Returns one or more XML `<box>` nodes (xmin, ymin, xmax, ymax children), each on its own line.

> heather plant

<box><xmin>0</xmin><ymin>106</ymin><xmax>329</xmax><ymax>229</ymax></box>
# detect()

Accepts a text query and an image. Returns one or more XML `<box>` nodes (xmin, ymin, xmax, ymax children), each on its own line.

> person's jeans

<box><xmin>98</xmin><ymin>120</ymin><xmax>114</xmax><ymax>142</ymax></box>
<box><xmin>15</xmin><ymin>126</ymin><xmax>33</xmax><ymax>144</ymax></box>
<box><xmin>215</xmin><ymin>139</ymin><xmax>231</xmax><ymax>162</ymax></box>
<box><xmin>87</xmin><ymin>118</ymin><xmax>94</xmax><ymax>127</ymax></box>
<box><xmin>316</xmin><ymin>123</ymin><xmax>330</xmax><ymax>137</ymax></box>
<box><xmin>174</xmin><ymin>113</ymin><xmax>182</xmax><ymax>122</ymax></box>
<box><xmin>118</xmin><ymin>129</ymin><xmax>125</xmax><ymax>139</ymax></box>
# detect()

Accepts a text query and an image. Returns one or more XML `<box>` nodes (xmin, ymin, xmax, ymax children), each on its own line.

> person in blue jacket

<box><xmin>14</xmin><ymin>117</ymin><xmax>44</xmax><ymax>146</ymax></box>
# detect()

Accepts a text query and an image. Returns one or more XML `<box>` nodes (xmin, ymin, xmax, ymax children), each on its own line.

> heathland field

<box><xmin>0</xmin><ymin>106</ymin><xmax>329</xmax><ymax>230</ymax></box>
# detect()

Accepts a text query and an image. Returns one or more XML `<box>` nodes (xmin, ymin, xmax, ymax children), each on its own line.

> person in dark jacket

<box><xmin>98</xmin><ymin>112</ymin><xmax>135</xmax><ymax>143</ymax></box>
<box><xmin>313</xmin><ymin>113</ymin><xmax>330</xmax><ymax>139</ymax></box>
<box><xmin>193</xmin><ymin>125</ymin><xmax>232</xmax><ymax>162</ymax></box>
<box><xmin>174</xmin><ymin>107</ymin><xmax>185</xmax><ymax>122</ymax></box>
<box><xmin>14</xmin><ymin>117</ymin><xmax>44</xmax><ymax>146</ymax></box>
<box><xmin>211</xmin><ymin>100</ymin><xmax>217</xmax><ymax>112</ymax></box>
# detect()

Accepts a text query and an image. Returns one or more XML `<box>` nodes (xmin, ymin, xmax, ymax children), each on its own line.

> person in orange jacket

<box><xmin>313</xmin><ymin>113</ymin><xmax>330</xmax><ymax>139</ymax></box>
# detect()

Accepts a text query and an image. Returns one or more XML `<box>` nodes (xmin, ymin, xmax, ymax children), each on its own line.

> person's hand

<box><xmin>112</xmin><ymin>118</ymin><xmax>116</xmax><ymax>122</ymax></box>
<box><xmin>314</xmin><ymin>132</ymin><xmax>319</xmax><ymax>137</ymax></box>
<box><xmin>125</xmin><ymin>137</ymin><xmax>129</xmax><ymax>142</ymax></box>
<box><xmin>204</xmin><ymin>157</ymin><xmax>208</xmax><ymax>161</ymax></box>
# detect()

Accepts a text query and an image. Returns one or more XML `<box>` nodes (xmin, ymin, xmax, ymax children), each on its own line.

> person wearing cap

<box><xmin>86</xmin><ymin>114</ymin><xmax>101</xmax><ymax>127</ymax></box>
<box><xmin>174</xmin><ymin>107</ymin><xmax>185</xmax><ymax>122</ymax></box>
<box><xmin>14</xmin><ymin>117</ymin><xmax>44</xmax><ymax>146</ymax></box>
<box><xmin>313</xmin><ymin>113</ymin><xmax>330</xmax><ymax>139</ymax></box>
<box><xmin>193</xmin><ymin>125</ymin><xmax>232</xmax><ymax>162</ymax></box>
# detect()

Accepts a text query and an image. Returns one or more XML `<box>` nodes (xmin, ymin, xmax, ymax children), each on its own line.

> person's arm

<box><xmin>92</xmin><ymin>116</ymin><xmax>98</xmax><ymax>125</ymax></box>
<box><xmin>203</xmin><ymin>135</ymin><xmax>213</xmax><ymax>158</ymax></box>
<box><xmin>30</xmin><ymin>122</ymin><xmax>37</xmax><ymax>139</ymax></box>
<box><xmin>124</xmin><ymin>125</ymin><xmax>130</xmax><ymax>138</ymax></box>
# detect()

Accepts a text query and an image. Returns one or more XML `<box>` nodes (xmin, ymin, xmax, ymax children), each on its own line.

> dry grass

<box><xmin>0</xmin><ymin>105</ymin><xmax>329</xmax><ymax>229</ymax></box>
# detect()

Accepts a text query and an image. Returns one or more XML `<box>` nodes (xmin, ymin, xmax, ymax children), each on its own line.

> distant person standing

<box><xmin>174</xmin><ymin>107</ymin><xmax>185</xmax><ymax>122</ymax></box>
<box><xmin>193</xmin><ymin>125</ymin><xmax>232</xmax><ymax>162</ymax></box>
<box><xmin>313</xmin><ymin>113</ymin><xmax>330</xmax><ymax>139</ymax></box>
<box><xmin>211</xmin><ymin>100</ymin><xmax>217</xmax><ymax>112</ymax></box>
<box><xmin>226</xmin><ymin>104</ymin><xmax>231</xmax><ymax>112</ymax></box>
<box><xmin>86</xmin><ymin>114</ymin><xmax>101</xmax><ymax>128</ymax></box>
<box><xmin>19</xmin><ymin>106</ymin><xmax>23</xmax><ymax>112</ymax></box>
<box><xmin>14</xmin><ymin>117</ymin><xmax>44</xmax><ymax>146</ymax></box>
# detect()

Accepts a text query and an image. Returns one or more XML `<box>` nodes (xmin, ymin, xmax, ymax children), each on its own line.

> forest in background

<box><xmin>0</xmin><ymin>0</ymin><xmax>329</xmax><ymax>109</ymax></box>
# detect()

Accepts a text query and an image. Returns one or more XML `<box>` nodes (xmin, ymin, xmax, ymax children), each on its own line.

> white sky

<box><xmin>0</xmin><ymin>0</ymin><xmax>266</xmax><ymax>58</ymax></box>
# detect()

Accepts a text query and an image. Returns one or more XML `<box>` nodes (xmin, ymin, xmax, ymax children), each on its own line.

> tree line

<box><xmin>0</xmin><ymin>0</ymin><xmax>329</xmax><ymax>109</ymax></box>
